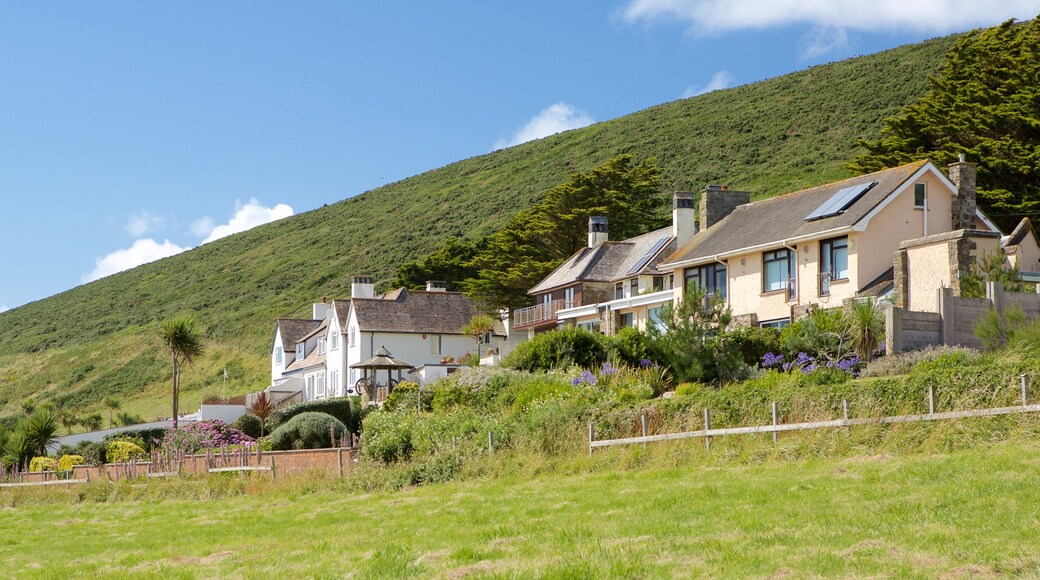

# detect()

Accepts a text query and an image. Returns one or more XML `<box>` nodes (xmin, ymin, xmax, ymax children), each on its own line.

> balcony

<box><xmin>514</xmin><ymin>298</ymin><xmax>579</xmax><ymax>329</ymax></box>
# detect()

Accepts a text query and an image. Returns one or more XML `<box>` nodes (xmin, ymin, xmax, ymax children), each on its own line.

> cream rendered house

<box><xmin>658</xmin><ymin>159</ymin><xmax>1001</xmax><ymax>327</ymax></box>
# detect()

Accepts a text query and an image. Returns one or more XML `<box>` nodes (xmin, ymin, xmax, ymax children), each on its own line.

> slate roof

<box><xmin>351</xmin><ymin>289</ymin><xmax>507</xmax><ymax>336</ymax></box>
<box><xmin>1004</xmin><ymin>217</ymin><xmax>1038</xmax><ymax>249</ymax></box>
<box><xmin>283</xmin><ymin>348</ymin><xmax>325</xmax><ymax>373</ymax></box>
<box><xmin>855</xmin><ymin>267</ymin><xmax>895</xmax><ymax>298</ymax></box>
<box><xmin>276</xmin><ymin>319</ymin><xmax>322</xmax><ymax>348</ymax></box>
<box><xmin>661</xmin><ymin>161</ymin><xmax>930</xmax><ymax>267</ymax></box>
<box><xmin>529</xmin><ymin>227</ymin><xmax>676</xmax><ymax>294</ymax></box>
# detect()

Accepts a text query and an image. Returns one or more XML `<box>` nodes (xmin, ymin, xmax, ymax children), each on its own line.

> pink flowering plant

<box><xmin>159</xmin><ymin>419</ymin><xmax>254</xmax><ymax>454</ymax></box>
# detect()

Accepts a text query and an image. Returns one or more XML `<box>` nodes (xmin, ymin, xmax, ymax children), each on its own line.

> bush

<box><xmin>108</xmin><ymin>428</ymin><xmax>166</xmax><ymax>451</ymax></box>
<box><xmin>722</xmin><ymin>326</ymin><xmax>781</xmax><ymax>368</ymax></box>
<box><xmin>158</xmin><ymin>420</ymin><xmax>253</xmax><ymax>455</ymax></box>
<box><xmin>861</xmin><ymin>345</ymin><xmax>980</xmax><ymax>378</ymax></box>
<box><xmin>58</xmin><ymin>440</ymin><xmax>107</xmax><ymax>465</ymax></box>
<box><xmin>267</xmin><ymin>397</ymin><xmax>363</xmax><ymax>434</ymax></box>
<box><xmin>503</xmin><ymin>326</ymin><xmax>609</xmax><ymax>371</ymax></box>
<box><xmin>431</xmin><ymin>366</ymin><xmax>533</xmax><ymax>411</ymax></box>
<box><xmin>231</xmin><ymin>414</ymin><xmax>263</xmax><ymax>439</ymax></box>
<box><xmin>269</xmin><ymin>412</ymin><xmax>346</xmax><ymax>451</ymax></box>
<box><xmin>605</xmin><ymin>327</ymin><xmax>662</xmax><ymax>367</ymax></box>
<box><xmin>361</xmin><ymin>411</ymin><xmax>415</xmax><ymax>462</ymax></box>
<box><xmin>29</xmin><ymin>456</ymin><xmax>58</xmax><ymax>472</ymax></box>
<box><xmin>58</xmin><ymin>454</ymin><xmax>84</xmax><ymax>471</ymax></box>
<box><xmin>106</xmin><ymin>440</ymin><xmax>146</xmax><ymax>463</ymax></box>
<box><xmin>382</xmin><ymin>382</ymin><xmax>432</xmax><ymax>414</ymax></box>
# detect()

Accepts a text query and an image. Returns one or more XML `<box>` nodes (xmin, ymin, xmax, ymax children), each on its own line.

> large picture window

<box><xmin>683</xmin><ymin>263</ymin><xmax>727</xmax><ymax>297</ymax></box>
<box><xmin>763</xmin><ymin>249</ymin><xmax>792</xmax><ymax>292</ymax></box>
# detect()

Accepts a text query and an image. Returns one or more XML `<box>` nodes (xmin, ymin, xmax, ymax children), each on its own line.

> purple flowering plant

<box><xmin>160</xmin><ymin>419</ymin><xmax>254</xmax><ymax>454</ymax></box>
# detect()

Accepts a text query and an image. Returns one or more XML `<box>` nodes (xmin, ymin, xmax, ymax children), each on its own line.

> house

<box><xmin>265</xmin><ymin>278</ymin><xmax>511</xmax><ymax>404</ymax></box>
<box><xmin>516</xmin><ymin>158</ymin><xmax>1004</xmax><ymax>333</ymax></box>
<box><xmin>513</xmin><ymin>192</ymin><xmax>696</xmax><ymax>336</ymax></box>
<box><xmin>1003</xmin><ymin>218</ymin><xmax>1040</xmax><ymax>275</ymax></box>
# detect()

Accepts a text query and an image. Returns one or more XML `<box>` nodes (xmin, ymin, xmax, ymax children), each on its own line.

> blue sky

<box><xmin>2</xmin><ymin>1</ymin><xmax>1038</xmax><ymax>312</ymax></box>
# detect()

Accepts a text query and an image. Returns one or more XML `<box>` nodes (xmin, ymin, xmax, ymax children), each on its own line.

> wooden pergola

<box><xmin>350</xmin><ymin>346</ymin><xmax>414</xmax><ymax>404</ymax></box>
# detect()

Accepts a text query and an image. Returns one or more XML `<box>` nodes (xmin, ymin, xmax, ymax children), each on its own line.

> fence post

<box><xmin>703</xmin><ymin>409</ymin><xmax>712</xmax><ymax>451</ymax></box>
<box><xmin>771</xmin><ymin>402</ymin><xmax>779</xmax><ymax>443</ymax></box>
<box><xmin>270</xmin><ymin>455</ymin><xmax>277</xmax><ymax>481</ymax></box>
<box><xmin>452</xmin><ymin>436</ymin><xmax>457</xmax><ymax>451</ymax></box>
<box><xmin>1022</xmin><ymin>374</ymin><xmax>1030</xmax><ymax>406</ymax></box>
<box><xmin>337</xmin><ymin>448</ymin><xmax>344</xmax><ymax>478</ymax></box>
<box><xmin>488</xmin><ymin>431</ymin><xmax>494</xmax><ymax>454</ymax></box>
<box><xmin>641</xmin><ymin>414</ymin><xmax>648</xmax><ymax>449</ymax></box>
<box><xmin>588</xmin><ymin>423</ymin><xmax>594</xmax><ymax>457</ymax></box>
<box><xmin>928</xmin><ymin>385</ymin><xmax>935</xmax><ymax>415</ymax></box>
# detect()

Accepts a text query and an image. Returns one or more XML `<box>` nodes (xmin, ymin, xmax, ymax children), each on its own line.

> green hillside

<box><xmin>0</xmin><ymin>34</ymin><xmax>957</xmax><ymax>422</ymax></box>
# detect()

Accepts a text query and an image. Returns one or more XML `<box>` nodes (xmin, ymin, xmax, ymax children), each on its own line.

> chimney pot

<box><xmin>588</xmin><ymin>216</ymin><xmax>609</xmax><ymax>247</ymax></box>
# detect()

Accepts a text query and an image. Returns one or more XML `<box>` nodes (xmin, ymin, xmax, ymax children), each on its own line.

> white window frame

<box><xmin>274</xmin><ymin>346</ymin><xmax>282</xmax><ymax>364</ymax></box>
<box><xmin>913</xmin><ymin>182</ymin><xmax>926</xmax><ymax>209</ymax></box>
<box><xmin>331</xmin><ymin>332</ymin><xmax>339</xmax><ymax>350</ymax></box>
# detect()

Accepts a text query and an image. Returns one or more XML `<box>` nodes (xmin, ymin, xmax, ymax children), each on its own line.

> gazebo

<box><xmin>351</xmin><ymin>346</ymin><xmax>414</xmax><ymax>405</ymax></box>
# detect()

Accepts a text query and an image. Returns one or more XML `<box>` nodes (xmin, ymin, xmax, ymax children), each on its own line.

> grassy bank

<box><xmin>2</xmin><ymin>419</ymin><xmax>1040</xmax><ymax>577</ymax></box>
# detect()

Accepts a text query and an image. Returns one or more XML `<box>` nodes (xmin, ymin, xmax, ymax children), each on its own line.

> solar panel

<box><xmin>804</xmin><ymin>181</ymin><xmax>877</xmax><ymax>222</ymax></box>
<box><xmin>627</xmin><ymin>236</ymin><xmax>670</xmax><ymax>275</ymax></box>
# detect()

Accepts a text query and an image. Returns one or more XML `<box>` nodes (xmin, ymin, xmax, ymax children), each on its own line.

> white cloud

<box><xmin>620</xmin><ymin>0</ymin><xmax>1040</xmax><ymax>53</ymax></box>
<box><xmin>197</xmin><ymin>199</ymin><xmax>294</xmax><ymax>244</ymax></box>
<box><xmin>0</xmin><ymin>305</ymin><xmax>9</xmax><ymax>313</ymax></box>
<box><xmin>83</xmin><ymin>238</ymin><xmax>188</xmax><ymax>283</ymax></box>
<box><xmin>190</xmin><ymin>216</ymin><xmax>216</xmax><ymax>237</ymax></box>
<box><xmin>682</xmin><ymin>70</ymin><xmax>735</xmax><ymax>98</ymax></box>
<box><xmin>125</xmin><ymin>210</ymin><xmax>165</xmax><ymax>237</ymax></box>
<box><xmin>801</xmin><ymin>27</ymin><xmax>851</xmax><ymax>59</ymax></box>
<box><xmin>494</xmin><ymin>102</ymin><xmax>595</xmax><ymax>150</ymax></box>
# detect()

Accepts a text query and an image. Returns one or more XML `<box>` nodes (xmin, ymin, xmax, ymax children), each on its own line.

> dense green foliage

<box><xmin>503</xmin><ymin>326</ymin><xmax>610</xmax><ymax>371</ymax></box>
<box><xmin>0</xmin><ymin>33</ymin><xmax>956</xmax><ymax>420</ymax></box>
<box><xmin>269</xmin><ymin>412</ymin><xmax>347</xmax><ymax>451</ymax></box>
<box><xmin>851</xmin><ymin>18</ymin><xmax>1040</xmax><ymax>230</ymax></box>
<box><xmin>231</xmin><ymin>414</ymin><xmax>263</xmax><ymax>439</ymax></box>
<box><xmin>266</xmin><ymin>396</ymin><xmax>363</xmax><ymax>435</ymax></box>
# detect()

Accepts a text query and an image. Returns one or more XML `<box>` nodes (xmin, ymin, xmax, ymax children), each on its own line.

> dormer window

<box><xmin>296</xmin><ymin>343</ymin><xmax>304</xmax><ymax>360</ymax></box>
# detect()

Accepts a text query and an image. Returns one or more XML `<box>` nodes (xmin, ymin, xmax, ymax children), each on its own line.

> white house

<box><xmin>265</xmin><ymin>278</ymin><xmax>510</xmax><ymax>403</ymax></box>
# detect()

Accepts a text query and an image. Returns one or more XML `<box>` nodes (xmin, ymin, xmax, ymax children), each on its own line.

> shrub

<box><xmin>605</xmin><ymin>327</ymin><xmax>662</xmax><ymax>367</ymax></box>
<box><xmin>382</xmin><ymin>382</ymin><xmax>432</xmax><ymax>414</ymax></box>
<box><xmin>58</xmin><ymin>440</ymin><xmax>107</xmax><ymax>465</ymax></box>
<box><xmin>722</xmin><ymin>326</ymin><xmax>781</xmax><ymax>368</ymax></box>
<box><xmin>108</xmin><ymin>428</ymin><xmax>166</xmax><ymax>451</ymax></box>
<box><xmin>159</xmin><ymin>420</ymin><xmax>253</xmax><ymax>455</ymax></box>
<box><xmin>361</xmin><ymin>411</ymin><xmax>414</xmax><ymax>462</ymax></box>
<box><xmin>269</xmin><ymin>412</ymin><xmax>346</xmax><ymax>451</ymax></box>
<box><xmin>503</xmin><ymin>326</ymin><xmax>609</xmax><ymax>371</ymax></box>
<box><xmin>861</xmin><ymin>345</ymin><xmax>980</xmax><ymax>378</ymax></box>
<box><xmin>29</xmin><ymin>456</ymin><xmax>59</xmax><ymax>472</ymax></box>
<box><xmin>267</xmin><ymin>397</ymin><xmax>363</xmax><ymax>434</ymax></box>
<box><xmin>231</xmin><ymin>414</ymin><xmax>263</xmax><ymax>439</ymax></box>
<box><xmin>58</xmin><ymin>454</ymin><xmax>84</xmax><ymax>471</ymax></box>
<box><xmin>105</xmin><ymin>440</ymin><xmax>146</xmax><ymax>463</ymax></box>
<box><xmin>431</xmin><ymin>366</ymin><xmax>533</xmax><ymax>411</ymax></box>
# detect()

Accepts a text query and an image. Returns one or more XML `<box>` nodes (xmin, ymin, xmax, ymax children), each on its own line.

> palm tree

<box><xmin>849</xmin><ymin>298</ymin><xmax>885</xmax><ymax>362</ymax></box>
<box><xmin>248</xmin><ymin>392</ymin><xmax>276</xmax><ymax>437</ymax></box>
<box><xmin>59</xmin><ymin>408</ymin><xmax>80</xmax><ymax>435</ymax></box>
<box><xmin>103</xmin><ymin>397</ymin><xmax>121</xmax><ymax>428</ymax></box>
<box><xmin>158</xmin><ymin>315</ymin><xmax>206</xmax><ymax>429</ymax></box>
<box><xmin>24</xmin><ymin>407</ymin><xmax>58</xmax><ymax>458</ymax></box>
<box><xmin>82</xmin><ymin>413</ymin><xmax>103</xmax><ymax>432</ymax></box>
<box><xmin>461</xmin><ymin>314</ymin><xmax>495</xmax><ymax>361</ymax></box>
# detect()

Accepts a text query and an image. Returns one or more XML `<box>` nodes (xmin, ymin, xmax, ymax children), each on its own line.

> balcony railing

<box><xmin>819</xmin><ymin>272</ymin><xmax>832</xmax><ymax>297</ymax></box>
<box><xmin>786</xmin><ymin>277</ymin><xmax>798</xmax><ymax>303</ymax></box>
<box><xmin>514</xmin><ymin>298</ymin><xmax>579</xmax><ymax>328</ymax></box>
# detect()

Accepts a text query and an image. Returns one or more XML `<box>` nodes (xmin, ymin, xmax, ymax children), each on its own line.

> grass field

<box><xmin>3</xmin><ymin>434</ymin><xmax>1039</xmax><ymax>578</ymax></box>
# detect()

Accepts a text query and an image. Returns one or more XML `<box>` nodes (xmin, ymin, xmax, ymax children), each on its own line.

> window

<box><xmin>543</xmin><ymin>293</ymin><xmax>552</xmax><ymax>306</ymax></box>
<box><xmin>648</xmin><ymin>306</ymin><xmax>665</xmax><ymax>332</ymax></box>
<box><xmin>331</xmin><ymin>332</ymin><xmax>339</xmax><ymax>350</ymax></box>
<box><xmin>318</xmin><ymin>337</ymin><xmax>327</xmax><ymax>355</ymax></box>
<box><xmin>760</xmin><ymin>318</ymin><xmax>791</xmax><ymax>329</ymax></box>
<box><xmin>296</xmin><ymin>343</ymin><xmax>304</xmax><ymax>360</ymax></box>
<box><xmin>349</xmin><ymin>327</ymin><xmax>356</xmax><ymax>347</ymax></box>
<box><xmin>564</xmin><ymin>286</ymin><xmax>575</xmax><ymax>307</ymax></box>
<box><xmin>274</xmin><ymin>346</ymin><xmax>283</xmax><ymax>364</ymax></box>
<box><xmin>914</xmin><ymin>183</ymin><xmax>926</xmax><ymax>208</ymax></box>
<box><xmin>652</xmin><ymin>276</ymin><xmax>665</xmax><ymax>292</ymax></box>
<box><xmin>630</xmin><ymin>278</ymin><xmax>639</xmax><ymax>297</ymax></box>
<box><xmin>820</xmin><ymin>236</ymin><xmax>849</xmax><ymax>285</ymax></box>
<box><xmin>615</xmin><ymin>282</ymin><xmax>624</xmax><ymax>300</ymax></box>
<box><xmin>330</xmin><ymin>370</ymin><xmax>339</xmax><ymax>396</ymax></box>
<box><xmin>306</xmin><ymin>375</ymin><xmax>315</xmax><ymax>399</ymax></box>
<box><xmin>350</xmin><ymin>369</ymin><xmax>357</xmax><ymax>386</ymax></box>
<box><xmin>430</xmin><ymin>334</ymin><xmax>441</xmax><ymax>356</ymax></box>
<box><xmin>316</xmin><ymin>373</ymin><xmax>326</xmax><ymax>399</ymax></box>
<box><xmin>763</xmin><ymin>249</ymin><xmax>792</xmax><ymax>292</ymax></box>
<box><xmin>684</xmin><ymin>263</ymin><xmax>727</xmax><ymax>297</ymax></box>
<box><xmin>620</xmin><ymin>312</ymin><xmax>635</xmax><ymax>328</ymax></box>
<box><xmin>578</xmin><ymin>320</ymin><xmax>601</xmax><ymax>332</ymax></box>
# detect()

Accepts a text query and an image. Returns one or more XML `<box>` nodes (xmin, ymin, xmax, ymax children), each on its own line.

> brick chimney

<box><xmin>588</xmin><ymin>216</ymin><xmax>608</xmax><ymax>247</ymax></box>
<box><xmin>948</xmin><ymin>154</ymin><xmax>977</xmax><ymax>230</ymax></box>
<box><xmin>700</xmin><ymin>185</ymin><xmax>750</xmax><ymax>231</ymax></box>
<box><xmin>351</xmin><ymin>276</ymin><xmax>375</xmax><ymax>299</ymax></box>
<box><xmin>672</xmin><ymin>192</ymin><xmax>697</xmax><ymax>246</ymax></box>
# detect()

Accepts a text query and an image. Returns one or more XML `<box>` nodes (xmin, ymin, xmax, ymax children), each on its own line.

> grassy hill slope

<box><xmin>0</xmin><ymin>34</ymin><xmax>956</xmax><ymax>421</ymax></box>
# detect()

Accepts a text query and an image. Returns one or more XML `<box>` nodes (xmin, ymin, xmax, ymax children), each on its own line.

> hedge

<box><xmin>266</xmin><ymin>397</ymin><xmax>363</xmax><ymax>434</ymax></box>
<box><xmin>269</xmin><ymin>412</ymin><xmax>347</xmax><ymax>451</ymax></box>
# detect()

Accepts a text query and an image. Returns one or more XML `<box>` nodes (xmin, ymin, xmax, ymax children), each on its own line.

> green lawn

<box><xmin>2</xmin><ymin>439</ymin><xmax>1039</xmax><ymax>578</ymax></box>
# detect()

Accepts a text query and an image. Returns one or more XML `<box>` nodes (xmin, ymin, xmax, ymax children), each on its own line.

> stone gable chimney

<box><xmin>588</xmin><ymin>216</ymin><xmax>608</xmax><ymax>247</ymax></box>
<box><xmin>700</xmin><ymin>185</ymin><xmax>750</xmax><ymax>231</ymax></box>
<box><xmin>351</xmin><ymin>276</ymin><xmax>375</xmax><ymax>299</ymax></box>
<box><xmin>948</xmin><ymin>154</ymin><xmax>977</xmax><ymax>230</ymax></box>
<box><xmin>672</xmin><ymin>192</ymin><xmax>697</xmax><ymax>246</ymax></box>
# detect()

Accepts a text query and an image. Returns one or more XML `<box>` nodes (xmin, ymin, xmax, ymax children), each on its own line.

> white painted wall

<box><xmin>270</xmin><ymin>326</ymin><xmax>287</xmax><ymax>383</ymax></box>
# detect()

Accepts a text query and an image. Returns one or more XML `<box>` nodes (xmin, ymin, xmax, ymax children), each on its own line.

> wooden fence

<box><xmin>590</xmin><ymin>376</ymin><xmax>1036</xmax><ymax>452</ymax></box>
